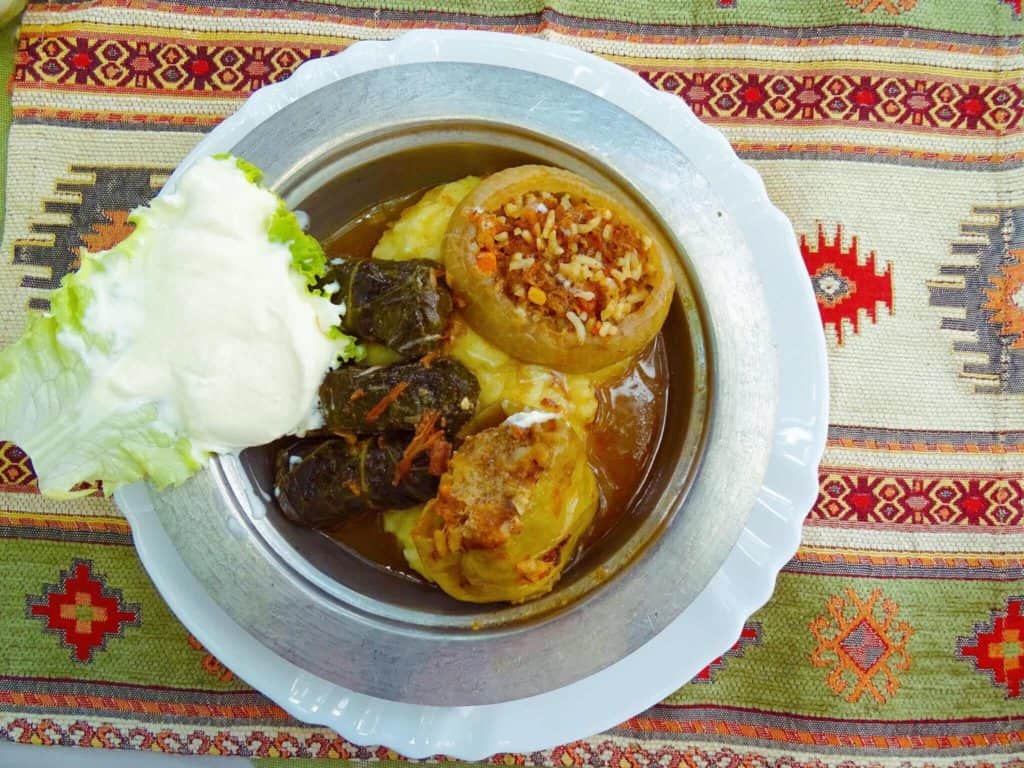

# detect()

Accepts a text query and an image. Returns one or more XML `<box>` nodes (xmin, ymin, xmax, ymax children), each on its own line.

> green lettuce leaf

<box><xmin>0</xmin><ymin>154</ymin><xmax>354</xmax><ymax>498</ymax></box>
<box><xmin>214</xmin><ymin>153</ymin><xmax>263</xmax><ymax>185</ymax></box>
<box><xmin>212</xmin><ymin>152</ymin><xmax>326</xmax><ymax>285</ymax></box>
<box><xmin>0</xmin><ymin>314</ymin><xmax>203</xmax><ymax>498</ymax></box>
<box><xmin>269</xmin><ymin>204</ymin><xmax>326</xmax><ymax>286</ymax></box>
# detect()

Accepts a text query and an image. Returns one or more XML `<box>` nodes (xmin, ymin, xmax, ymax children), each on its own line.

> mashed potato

<box><xmin>448</xmin><ymin>321</ymin><xmax>600</xmax><ymax>433</ymax></box>
<box><xmin>382</xmin><ymin>505</ymin><xmax>427</xmax><ymax>577</ymax></box>
<box><xmin>371</xmin><ymin>177</ymin><xmax>481</xmax><ymax>263</ymax></box>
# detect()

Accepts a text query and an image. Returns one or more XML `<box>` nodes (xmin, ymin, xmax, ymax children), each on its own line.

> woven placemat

<box><xmin>1</xmin><ymin>1</ymin><xmax>1023</xmax><ymax>764</ymax></box>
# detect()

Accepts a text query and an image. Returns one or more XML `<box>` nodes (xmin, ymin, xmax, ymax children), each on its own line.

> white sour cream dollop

<box><xmin>71</xmin><ymin>156</ymin><xmax>345</xmax><ymax>454</ymax></box>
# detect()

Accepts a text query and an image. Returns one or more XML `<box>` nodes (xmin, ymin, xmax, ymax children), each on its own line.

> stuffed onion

<box><xmin>443</xmin><ymin>165</ymin><xmax>674</xmax><ymax>373</ymax></box>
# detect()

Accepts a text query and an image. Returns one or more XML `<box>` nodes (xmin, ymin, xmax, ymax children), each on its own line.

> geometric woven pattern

<box><xmin>17</xmin><ymin>34</ymin><xmax>1022</xmax><ymax>138</ymax></box>
<box><xmin>928</xmin><ymin>206</ymin><xmax>1024</xmax><ymax>394</ymax></box>
<box><xmin>692</xmin><ymin>623</ymin><xmax>762</xmax><ymax>683</ymax></box>
<box><xmin>641</xmin><ymin>70</ymin><xmax>1020</xmax><ymax>134</ymax></box>
<box><xmin>26</xmin><ymin>560</ymin><xmax>140</xmax><ymax>663</ymax></box>
<box><xmin>814</xmin><ymin>472</ymin><xmax>1024</xmax><ymax>526</ymax></box>
<box><xmin>187</xmin><ymin>635</ymin><xmax>236</xmax><ymax>684</ymax></box>
<box><xmin>959</xmin><ymin>597</ymin><xmax>1024</xmax><ymax>698</ymax></box>
<box><xmin>13</xmin><ymin>165</ymin><xmax>166</xmax><ymax>311</ymax></box>
<box><xmin>0</xmin><ymin>442</ymin><xmax>33</xmax><ymax>491</ymax></box>
<box><xmin>3</xmin><ymin>0</ymin><xmax>1024</xmax><ymax>765</ymax></box>
<box><xmin>18</xmin><ymin>33</ymin><xmax>335</xmax><ymax>94</ymax></box>
<box><xmin>810</xmin><ymin>588</ymin><xmax>914</xmax><ymax>704</ymax></box>
<box><xmin>800</xmin><ymin>225</ymin><xmax>892</xmax><ymax>344</ymax></box>
<box><xmin>844</xmin><ymin>0</ymin><xmax>919</xmax><ymax>14</ymax></box>
<box><xmin>0</xmin><ymin>441</ymin><xmax>100</xmax><ymax>496</ymax></box>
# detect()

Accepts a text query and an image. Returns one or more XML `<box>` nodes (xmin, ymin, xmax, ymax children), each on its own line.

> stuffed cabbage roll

<box><xmin>319</xmin><ymin>358</ymin><xmax>478</xmax><ymax>437</ymax></box>
<box><xmin>321</xmin><ymin>258</ymin><xmax>452</xmax><ymax>358</ymax></box>
<box><xmin>275</xmin><ymin>435</ymin><xmax>441</xmax><ymax>528</ymax></box>
<box><xmin>411</xmin><ymin>412</ymin><xmax>598</xmax><ymax>603</ymax></box>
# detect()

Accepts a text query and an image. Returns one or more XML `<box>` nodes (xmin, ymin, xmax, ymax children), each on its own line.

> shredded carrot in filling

<box><xmin>364</xmin><ymin>381</ymin><xmax>408</xmax><ymax>424</ymax></box>
<box><xmin>469</xmin><ymin>190</ymin><xmax>657</xmax><ymax>341</ymax></box>
<box><xmin>427</xmin><ymin>437</ymin><xmax>452</xmax><ymax>476</ymax></box>
<box><xmin>393</xmin><ymin>410</ymin><xmax>451</xmax><ymax>484</ymax></box>
<box><xmin>475</xmin><ymin>250</ymin><xmax>497</xmax><ymax>275</ymax></box>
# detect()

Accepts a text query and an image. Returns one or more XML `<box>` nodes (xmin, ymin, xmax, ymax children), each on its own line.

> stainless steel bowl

<box><xmin>146</xmin><ymin>63</ymin><xmax>776</xmax><ymax>706</ymax></box>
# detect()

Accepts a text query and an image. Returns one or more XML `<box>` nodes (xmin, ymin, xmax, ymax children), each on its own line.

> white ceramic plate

<box><xmin>118</xmin><ymin>30</ymin><xmax>828</xmax><ymax>760</ymax></box>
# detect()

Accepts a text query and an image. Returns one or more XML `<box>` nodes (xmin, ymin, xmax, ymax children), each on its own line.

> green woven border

<box><xmin>0</xmin><ymin>14</ymin><xmax>18</xmax><ymax>239</ymax></box>
<box><xmin>302</xmin><ymin>0</ymin><xmax>1020</xmax><ymax>35</ymax></box>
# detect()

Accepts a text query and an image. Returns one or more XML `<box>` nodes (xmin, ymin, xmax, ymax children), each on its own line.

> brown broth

<box><xmin>585</xmin><ymin>337</ymin><xmax>668</xmax><ymax>548</ymax></box>
<box><xmin>312</xmin><ymin>192</ymin><xmax>670</xmax><ymax>579</ymax></box>
<box><xmin>323</xmin><ymin>508</ymin><xmax>410</xmax><ymax>573</ymax></box>
<box><xmin>322</xmin><ymin>190</ymin><xmax>424</xmax><ymax>260</ymax></box>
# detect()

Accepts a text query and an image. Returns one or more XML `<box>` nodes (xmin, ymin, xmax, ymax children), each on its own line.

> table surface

<box><xmin>0</xmin><ymin>1</ymin><xmax>1022</xmax><ymax>766</ymax></box>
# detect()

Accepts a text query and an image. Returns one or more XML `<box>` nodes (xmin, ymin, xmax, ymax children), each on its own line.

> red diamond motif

<box><xmin>960</xmin><ymin>596</ymin><xmax>1024</xmax><ymax>697</ymax></box>
<box><xmin>27</xmin><ymin>560</ymin><xmax>140</xmax><ymax>662</ymax></box>
<box><xmin>800</xmin><ymin>225</ymin><xmax>893</xmax><ymax>344</ymax></box>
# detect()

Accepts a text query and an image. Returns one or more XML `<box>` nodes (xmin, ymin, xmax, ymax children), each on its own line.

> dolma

<box><xmin>322</xmin><ymin>258</ymin><xmax>452</xmax><ymax>359</ymax></box>
<box><xmin>411</xmin><ymin>413</ymin><xmax>598</xmax><ymax>604</ymax></box>
<box><xmin>442</xmin><ymin>165</ymin><xmax>674</xmax><ymax>373</ymax></box>
<box><xmin>319</xmin><ymin>358</ymin><xmax>479</xmax><ymax>437</ymax></box>
<box><xmin>275</xmin><ymin>436</ymin><xmax>439</xmax><ymax>528</ymax></box>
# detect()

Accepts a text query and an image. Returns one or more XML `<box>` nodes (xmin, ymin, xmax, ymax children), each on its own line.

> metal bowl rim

<box><xmin>116</xmin><ymin>57</ymin><xmax>778</xmax><ymax>712</ymax></box>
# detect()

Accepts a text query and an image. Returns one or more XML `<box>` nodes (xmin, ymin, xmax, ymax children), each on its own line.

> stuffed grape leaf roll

<box><xmin>319</xmin><ymin>358</ymin><xmax>479</xmax><ymax>437</ymax></box>
<box><xmin>275</xmin><ymin>436</ymin><xmax>441</xmax><ymax>528</ymax></box>
<box><xmin>321</xmin><ymin>258</ymin><xmax>452</xmax><ymax>359</ymax></box>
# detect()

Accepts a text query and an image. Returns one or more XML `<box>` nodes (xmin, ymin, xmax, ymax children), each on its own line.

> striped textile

<box><xmin>1</xmin><ymin>1</ymin><xmax>1023</xmax><ymax>765</ymax></box>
